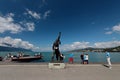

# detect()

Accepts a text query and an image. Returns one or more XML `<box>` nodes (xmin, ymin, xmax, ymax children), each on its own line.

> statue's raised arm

<box><xmin>56</xmin><ymin>32</ymin><xmax>61</xmax><ymax>44</ymax></box>
<box><xmin>53</xmin><ymin>32</ymin><xmax>61</xmax><ymax>47</ymax></box>
<box><xmin>57</xmin><ymin>32</ymin><xmax>61</xmax><ymax>40</ymax></box>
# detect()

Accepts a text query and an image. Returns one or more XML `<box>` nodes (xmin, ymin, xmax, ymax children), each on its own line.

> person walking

<box><xmin>106</xmin><ymin>52</ymin><xmax>112</xmax><ymax>69</ymax></box>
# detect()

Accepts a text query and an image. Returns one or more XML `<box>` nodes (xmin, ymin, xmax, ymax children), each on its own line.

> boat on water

<box><xmin>6</xmin><ymin>53</ymin><xmax>43</xmax><ymax>62</ymax></box>
<box><xmin>12</xmin><ymin>55</ymin><xmax>42</xmax><ymax>62</ymax></box>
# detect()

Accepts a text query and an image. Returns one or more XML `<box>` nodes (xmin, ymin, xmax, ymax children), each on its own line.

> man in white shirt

<box><xmin>84</xmin><ymin>54</ymin><xmax>89</xmax><ymax>64</ymax></box>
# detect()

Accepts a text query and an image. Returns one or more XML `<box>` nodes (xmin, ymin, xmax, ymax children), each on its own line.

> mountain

<box><xmin>69</xmin><ymin>47</ymin><xmax>104</xmax><ymax>52</ymax></box>
<box><xmin>69</xmin><ymin>46</ymin><xmax>120</xmax><ymax>52</ymax></box>
<box><xmin>104</xmin><ymin>46</ymin><xmax>120</xmax><ymax>52</ymax></box>
<box><xmin>0</xmin><ymin>46</ymin><xmax>32</xmax><ymax>52</ymax></box>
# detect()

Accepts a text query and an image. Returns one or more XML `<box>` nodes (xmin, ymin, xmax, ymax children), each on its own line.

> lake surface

<box><xmin>0</xmin><ymin>52</ymin><xmax>120</xmax><ymax>63</ymax></box>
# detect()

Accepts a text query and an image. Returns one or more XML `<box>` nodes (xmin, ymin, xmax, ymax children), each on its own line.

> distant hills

<box><xmin>104</xmin><ymin>46</ymin><xmax>120</xmax><ymax>52</ymax></box>
<box><xmin>0</xmin><ymin>46</ymin><xmax>32</xmax><ymax>52</ymax></box>
<box><xmin>69</xmin><ymin>46</ymin><xmax>120</xmax><ymax>52</ymax></box>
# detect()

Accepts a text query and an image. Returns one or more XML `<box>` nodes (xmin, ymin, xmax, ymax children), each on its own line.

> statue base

<box><xmin>48</xmin><ymin>62</ymin><xmax>66</xmax><ymax>69</ymax></box>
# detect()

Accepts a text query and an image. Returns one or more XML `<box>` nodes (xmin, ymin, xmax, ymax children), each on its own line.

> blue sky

<box><xmin>0</xmin><ymin>0</ymin><xmax>120</xmax><ymax>51</ymax></box>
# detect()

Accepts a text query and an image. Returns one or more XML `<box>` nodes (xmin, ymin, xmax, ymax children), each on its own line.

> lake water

<box><xmin>0</xmin><ymin>52</ymin><xmax>120</xmax><ymax>63</ymax></box>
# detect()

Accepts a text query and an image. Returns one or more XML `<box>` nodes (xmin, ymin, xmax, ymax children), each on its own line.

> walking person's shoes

<box><xmin>109</xmin><ymin>66</ymin><xmax>112</xmax><ymax>69</ymax></box>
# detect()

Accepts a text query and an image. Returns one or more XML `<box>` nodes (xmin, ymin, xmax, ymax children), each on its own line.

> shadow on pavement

<box><xmin>102</xmin><ymin>64</ymin><xmax>109</xmax><ymax>68</ymax></box>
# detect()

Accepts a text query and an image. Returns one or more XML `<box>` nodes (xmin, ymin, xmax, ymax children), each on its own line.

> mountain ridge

<box><xmin>0</xmin><ymin>46</ymin><xmax>32</xmax><ymax>52</ymax></box>
<box><xmin>69</xmin><ymin>46</ymin><xmax>120</xmax><ymax>52</ymax></box>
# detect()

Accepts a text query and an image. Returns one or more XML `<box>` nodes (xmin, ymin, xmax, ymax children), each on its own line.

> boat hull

<box><xmin>12</xmin><ymin>56</ymin><xmax>42</xmax><ymax>62</ymax></box>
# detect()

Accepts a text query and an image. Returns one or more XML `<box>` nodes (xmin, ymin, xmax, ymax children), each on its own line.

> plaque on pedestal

<box><xmin>48</xmin><ymin>62</ymin><xmax>66</xmax><ymax>69</ymax></box>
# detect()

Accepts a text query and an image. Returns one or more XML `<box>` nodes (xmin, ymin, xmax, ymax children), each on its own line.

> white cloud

<box><xmin>0</xmin><ymin>13</ymin><xmax>35</xmax><ymax>34</ymax></box>
<box><xmin>25</xmin><ymin>22</ymin><xmax>35</xmax><ymax>31</ymax></box>
<box><xmin>8</xmin><ymin>13</ymin><xmax>14</xmax><ymax>17</ymax></box>
<box><xmin>0</xmin><ymin>36</ymin><xmax>38</xmax><ymax>50</ymax></box>
<box><xmin>60</xmin><ymin>41</ymin><xmax>90</xmax><ymax>51</ymax></box>
<box><xmin>105</xmin><ymin>24</ymin><xmax>120</xmax><ymax>34</ymax></box>
<box><xmin>94</xmin><ymin>41</ymin><xmax>120</xmax><ymax>48</ymax></box>
<box><xmin>43</xmin><ymin>10</ymin><xmax>51</xmax><ymax>19</ymax></box>
<box><xmin>26</xmin><ymin>9</ymin><xmax>41</xmax><ymax>19</ymax></box>
<box><xmin>0</xmin><ymin>13</ymin><xmax>24</xmax><ymax>34</ymax></box>
<box><xmin>105</xmin><ymin>31</ymin><xmax>113</xmax><ymax>34</ymax></box>
<box><xmin>112</xmin><ymin>24</ymin><xmax>120</xmax><ymax>32</ymax></box>
<box><xmin>38</xmin><ymin>47</ymin><xmax>52</xmax><ymax>52</ymax></box>
<box><xmin>25</xmin><ymin>9</ymin><xmax>51</xmax><ymax>20</ymax></box>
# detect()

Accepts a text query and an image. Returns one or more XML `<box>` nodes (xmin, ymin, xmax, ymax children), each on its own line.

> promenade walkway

<box><xmin>0</xmin><ymin>63</ymin><xmax>120</xmax><ymax>80</ymax></box>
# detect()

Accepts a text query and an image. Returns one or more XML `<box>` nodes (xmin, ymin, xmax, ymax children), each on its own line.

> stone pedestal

<box><xmin>48</xmin><ymin>63</ymin><xmax>66</xmax><ymax>69</ymax></box>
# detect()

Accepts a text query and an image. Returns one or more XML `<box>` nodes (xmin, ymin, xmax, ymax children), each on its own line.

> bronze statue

<box><xmin>52</xmin><ymin>32</ymin><xmax>61</xmax><ymax>61</ymax></box>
